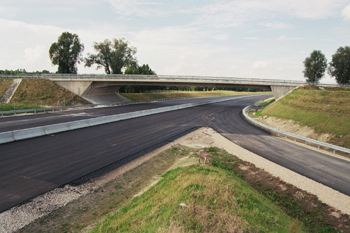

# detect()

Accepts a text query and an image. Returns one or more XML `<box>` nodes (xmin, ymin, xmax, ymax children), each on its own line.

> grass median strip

<box><xmin>17</xmin><ymin>145</ymin><xmax>348</xmax><ymax>232</ymax></box>
<box><xmin>89</xmin><ymin>147</ymin><xmax>346</xmax><ymax>233</ymax></box>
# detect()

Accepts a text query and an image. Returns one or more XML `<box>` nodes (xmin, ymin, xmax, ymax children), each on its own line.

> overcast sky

<box><xmin>1</xmin><ymin>0</ymin><xmax>349</xmax><ymax>83</ymax></box>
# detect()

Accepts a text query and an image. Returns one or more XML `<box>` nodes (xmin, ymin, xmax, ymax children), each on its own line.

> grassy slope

<box><xmin>91</xmin><ymin>147</ymin><xmax>309</xmax><ymax>233</ymax></box>
<box><xmin>0</xmin><ymin>78</ymin><xmax>14</xmax><ymax>98</ymax></box>
<box><xmin>92</xmin><ymin>166</ymin><xmax>305</xmax><ymax>233</ymax></box>
<box><xmin>9</xmin><ymin>78</ymin><xmax>90</xmax><ymax>106</ymax></box>
<box><xmin>120</xmin><ymin>91</ymin><xmax>268</xmax><ymax>101</ymax></box>
<box><xmin>261</xmin><ymin>86</ymin><xmax>350</xmax><ymax>148</ymax></box>
<box><xmin>19</xmin><ymin>146</ymin><xmax>342</xmax><ymax>232</ymax></box>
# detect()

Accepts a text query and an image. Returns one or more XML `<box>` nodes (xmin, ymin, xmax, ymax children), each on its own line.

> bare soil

<box><xmin>2</xmin><ymin>127</ymin><xmax>349</xmax><ymax>233</ymax></box>
<box><xmin>256</xmin><ymin>115</ymin><xmax>335</xmax><ymax>143</ymax></box>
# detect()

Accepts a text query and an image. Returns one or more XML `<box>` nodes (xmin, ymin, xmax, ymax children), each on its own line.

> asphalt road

<box><xmin>1</xmin><ymin>94</ymin><xmax>349</xmax><ymax>213</ymax></box>
<box><xmin>0</xmin><ymin>96</ymin><xmax>234</xmax><ymax>133</ymax></box>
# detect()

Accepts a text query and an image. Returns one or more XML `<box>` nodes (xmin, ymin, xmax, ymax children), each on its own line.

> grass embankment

<box><xmin>0</xmin><ymin>78</ymin><xmax>13</xmax><ymax>99</ymax></box>
<box><xmin>257</xmin><ymin>97</ymin><xmax>275</xmax><ymax>107</ymax></box>
<box><xmin>120</xmin><ymin>91</ymin><xmax>268</xmax><ymax>101</ymax></box>
<box><xmin>91</xmin><ymin>147</ymin><xmax>342</xmax><ymax>233</ymax></box>
<box><xmin>19</xmin><ymin>146</ymin><xmax>345</xmax><ymax>232</ymax></box>
<box><xmin>259</xmin><ymin>85</ymin><xmax>350</xmax><ymax>148</ymax></box>
<box><xmin>91</xmin><ymin>149</ymin><xmax>305</xmax><ymax>233</ymax></box>
<box><xmin>0</xmin><ymin>103</ymin><xmax>41</xmax><ymax>112</ymax></box>
<box><xmin>9</xmin><ymin>78</ymin><xmax>90</xmax><ymax>107</ymax></box>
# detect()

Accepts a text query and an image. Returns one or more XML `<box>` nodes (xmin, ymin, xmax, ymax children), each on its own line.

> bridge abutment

<box><xmin>270</xmin><ymin>85</ymin><xmax>297</xmax><ymax>100</ymax></box>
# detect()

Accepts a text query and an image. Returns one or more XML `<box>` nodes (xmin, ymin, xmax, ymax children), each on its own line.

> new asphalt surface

<box><xmin>1</xmin><ymin>94</ymin><xmax>349</xmax><ymax>213</ymax></box>
<box><xmin>0</xmin><ymin>97</ymin><xmax>231</xmax><ymax>133</ymax></box>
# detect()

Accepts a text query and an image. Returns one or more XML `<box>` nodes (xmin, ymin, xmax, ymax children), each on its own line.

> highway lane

<box><xmin>1</xmin><ymin>94</ymin><xmax>350</xmax><ymax>213</ymax></box>
<box><xmin>0</xmin><ymin>96</ymin><xmax>238</xmax><ymax>133</ymax></box>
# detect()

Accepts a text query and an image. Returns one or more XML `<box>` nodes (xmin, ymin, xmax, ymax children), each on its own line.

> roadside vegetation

<box><xmin>19</xmin><ymin>146</ymin><xmax>348</xmax><ymax>232</ymax></box>
<box><xmin>91</xmin><ymin>164</ymin><xmax>304</xmax><ymax>232</ymax></box>
<box><xmin>90</xmin><ymin>147</ymin><xmax>345</xmax><ymax>233</ymax></box>
<box><xmin>0</xmin><ymin>103</ymin><xmax>40</xmax><ymax>112</ymax></box>
<box><xmin>256</xmin><ymin>97</ymin><xmax>275</xmax><ymax>107</ymax></box>
<box><xmin>256</xmin><ymin>85</ymin><xmax>350</xmax><ymax>148</ymax></box>
<box><xmin>9</xmin><ymin>78</ymin><xmax>90</xmax><ymax>107</ymax></box>
<box><xmin>0</xmin><ymin>78</ymin><xmax>13</xmax><ymax>99</ymax></box>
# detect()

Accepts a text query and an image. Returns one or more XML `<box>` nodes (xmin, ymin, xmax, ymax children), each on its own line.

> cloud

<box><xmin>214</xmin><ymin>34</ymin><xmax>229</xmax><ymax>40</ymax></box>
<box><xmin>252</xmin><ymin>60</ymin><xmax>269</xmax><ymax>69</ymax></box>
<box><xmin>244</xmin><ymin>37</ymin><xmax>259</xmax><ymax>40</ymax></box>
<box><xmin>260</xmin><ymin>22</ymin><xmax>294</xmax><ymax>29</ymax></box>
<box><xmin>342</xmin><ymin>4</ymin><xmax>350</xmax><ymax>20</ymax></box>
<box><xmin>107</xmin><ymin>0</ymin><xmax>166</xmax><ymax>17</ymax></box>
<box><xmin>277</xmin><ymin>35</ymin><xmax>304</xmax><ymax>41</ymax></box>
<box><xmin>185</xmin><ymin>0</ymin><xmax>349</xmax><ymax>28</ymax></box>
<box><xmin>23</xmin><ymin>45</ymin><xmax>46</xmax><ymax>63</ymax></box>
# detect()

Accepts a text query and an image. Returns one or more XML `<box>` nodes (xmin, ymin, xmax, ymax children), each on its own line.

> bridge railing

<box><xmin>0</xmin><ymin>74</ymin><xmax>307</xmax><ymax>85</ymax></box>
<box><xmin>2</xmin><ymin>74</ymin><xmax>348</xmax><ymax>87</ymax></box>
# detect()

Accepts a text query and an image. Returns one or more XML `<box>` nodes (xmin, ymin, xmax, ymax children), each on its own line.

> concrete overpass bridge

<box><xmin>1</xmin><ymin>74</ymin><xmax>306</xmax><ymax>103</ymax></box>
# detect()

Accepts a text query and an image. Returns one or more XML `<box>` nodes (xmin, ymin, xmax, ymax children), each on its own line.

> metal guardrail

<box><xmin>0</xmin><ymin>95</ymin><xmax>227</xmax><ymax>117</ymax></box>
<box><xmin>242</xmin><ymin>105</ymin><xmax>350</xmax><ymax>155</ymax></box>
<box><xmin>0</xmin><ymin>95</ymin><xmax>251</xmax><ymax>145</ymax></box>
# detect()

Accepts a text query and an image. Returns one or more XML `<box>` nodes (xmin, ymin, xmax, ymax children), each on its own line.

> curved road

<box><xmin>0</xmin><ymin>95</ymin><xmax>349</xmax><ymax>213</ymax></box>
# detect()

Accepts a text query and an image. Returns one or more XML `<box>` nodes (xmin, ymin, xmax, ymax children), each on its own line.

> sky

<box><xmin>0</xmin><ymin>0</ymin><xmax>349</xmax><ymax>84</ymax></box>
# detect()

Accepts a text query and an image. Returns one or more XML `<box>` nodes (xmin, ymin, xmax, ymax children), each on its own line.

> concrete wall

<box><xmin>270</xmin><ymin>85</ymin><xmax>297</xmax><ymax>100</ymax></box>
<box><xmin>55</xmin><ymin>81</ymin><xmax>93</xmax><ymax>96</ymax></box>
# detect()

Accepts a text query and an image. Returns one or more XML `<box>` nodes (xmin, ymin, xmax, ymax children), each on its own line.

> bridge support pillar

<box><xmin>55</xmin><ymin>81</ymin><xmax>93</xmax><ymax>96</ymax></box>
<box><xmin>54</xmin><ymin>81</ymin><xmax>130</xmax><ymax>104</ymax></box>
<box><xmin>270</xmin><ymin>85</ymin><xmax>297</xmax><ymax>100</ymax></box>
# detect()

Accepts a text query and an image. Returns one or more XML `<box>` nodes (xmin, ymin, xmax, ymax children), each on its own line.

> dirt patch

<box><xmin>256</xmin><ymin>116</ymin><xmax>335</xmax><ymax>144</ymax></box>
<box><xmin>2</xmin><ymin>127</ymin><xmax>350</xmax><ymax>233</ymax></box>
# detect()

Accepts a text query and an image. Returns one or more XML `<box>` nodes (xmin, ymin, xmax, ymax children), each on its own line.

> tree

<box><xmin>85</xmin><ymin>38</ymin><xmax>137</xmax><ymax>74</ymax></box>
<box><xmin>124</xmin><ymin>64</ymin><xmax>156</xmax><ymax>75</ymax></box>
<box><xmin>49</xmin><ymin>32</ymin><xmax>84</xmax><ymax>74</ymax></box>
<box><xmin>328</xmin><ymin>46</ymin><xmax>350</xmax><ymax>85</ymax></box>
<box><xmin>303</xmin><ymin>50</ymin><xmax>327</xmax><ymax>84</ymax></box>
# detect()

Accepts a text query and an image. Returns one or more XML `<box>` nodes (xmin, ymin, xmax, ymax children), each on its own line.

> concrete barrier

<box><xmin>0</xmin><ymin>95</ymin><xmax>250</xmax><ymax>145</ymax></box>
<box><xmin>13</xmin><ymin>127</ymin><xmax>45</xmax><ymax>141</ymax></box>
<box><xmin>118</xmin><ymin>113</ymin><xmax>131</xmax><ymax>121</ymax></box>
<box><xmin>68</xmin><ymin>120</ymin><xmax>90</xmax><ymax>130</ymax></box>
<box><xmin>106</xmin><ymin>115</ymin><xmax>120</xmax><ymax>123</ymax></box>
<box><xmin>0</xmin><ymin>132</ymin><xmax>15</xmax><ymax>144</ymax></box>
<box><xmin>88</xmin><ymin>117</ymin><xmax>106</xmax><ymax>126</ymax></box>
<box><xmin>44</xmin><ymin>123</ymin><xmax>70</xmax><ymax>135</ymax></box>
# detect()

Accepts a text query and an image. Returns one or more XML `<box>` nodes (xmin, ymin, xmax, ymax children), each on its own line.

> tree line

<box><xmin>303</xmin><ymin>47</ymin><xmax>350</xmax><ymax>85</ymax></box>
<box><xmin>3</xmin><ymin>31</ymin><xmax>348</xmax><ymax>91</ymax></box>
<box><xmin>0</xmin><ymin>69</ymin><xmax>50</xmax><ymax>75</ymax></box>
<box><xmin>48</xmin><ymin>32</ymin><xmax>155</xmax><ymax>76</ymax></box>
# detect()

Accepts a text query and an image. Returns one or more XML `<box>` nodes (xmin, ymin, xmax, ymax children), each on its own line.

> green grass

<box><xmin>10</xmin><ymin>78</ymin><xmax>90</xmax><ymax>106</ymax></box>
<box><xmin>208</xmin><ymin>148</ymin><xmax>338</xmax><ymax>232</ymax></box>
<box><xmin>260</xmin><ymin>86</ymin><xmax>350</xmax><ymax>148</ymax></box>
<box><xmin>90</xmin><ymin>150</ymin><xmax>308</xmax><ymax>232</ymax></box>
<box><xmin>0</xmin><ymin>103</ymin><xmax>41</xmax><ymax>112</ymax></box>
<box><xmin>257</xmin><ymin>97</ymin><xmax>275</xmax><ymax>107</ymax></box>
<box><xmin>120</xmin><ymin>91</ymin><xmax>269</xmax><ymax>101</ymax></box>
